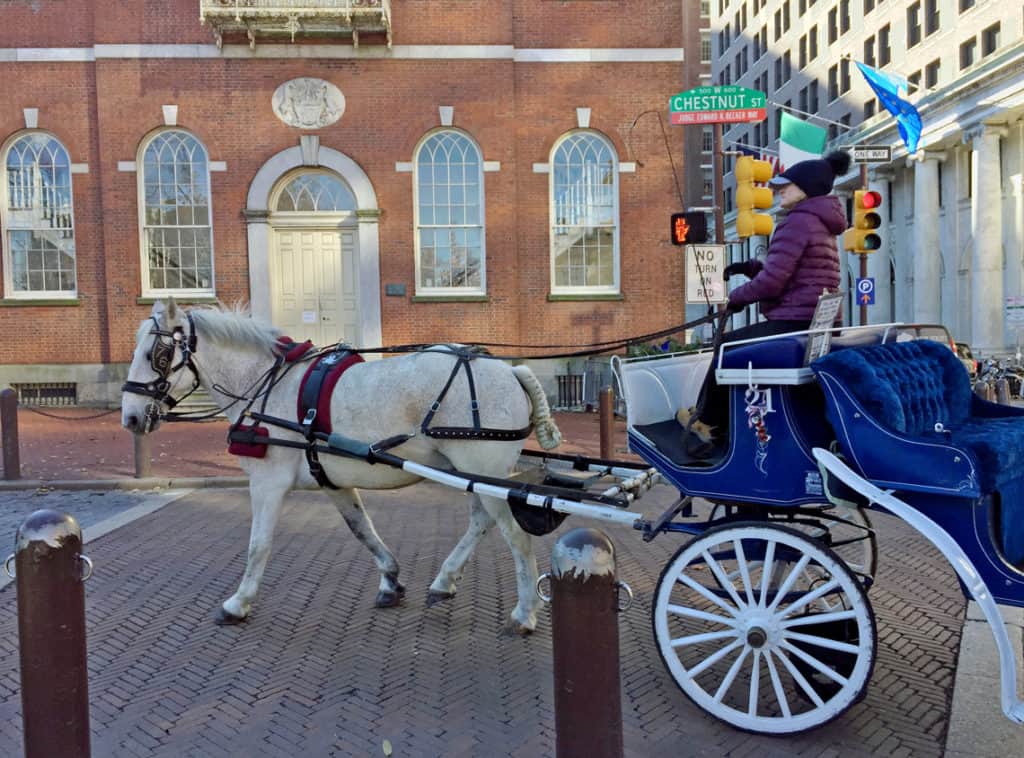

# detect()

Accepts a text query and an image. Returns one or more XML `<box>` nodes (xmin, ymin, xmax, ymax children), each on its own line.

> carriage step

<box><xmin>541</xmin><ymin>468</ymin><xmax>602</xmax><ymax>490</ymax></box>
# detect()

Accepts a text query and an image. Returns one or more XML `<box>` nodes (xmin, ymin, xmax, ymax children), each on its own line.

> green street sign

<box><xmin>669</xmin><ymin>86</ymin><xmax>767</xmax><ymax>125</ymax></box>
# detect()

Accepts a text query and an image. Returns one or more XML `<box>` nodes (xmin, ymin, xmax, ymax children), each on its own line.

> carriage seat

<box><xmin>812</xmin><ymin>339</ymin><xmax>1024</xmax><ymax>565</ymax></box>
<box><xmin>720</xmin><ymin>328</ymin><xmax>891</xmax><ymax>371</ymax></box>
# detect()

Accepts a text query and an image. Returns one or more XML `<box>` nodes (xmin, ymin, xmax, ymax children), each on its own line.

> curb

<box><xmin>0</xmin><ymin>476</ymin><xmax>249</xmax><ymax>492</ymax></box>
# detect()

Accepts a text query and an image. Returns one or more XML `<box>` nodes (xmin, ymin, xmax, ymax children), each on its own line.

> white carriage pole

<box><xmin>813</xmin><ymin>448</ymin><xmax>1024</xmax><ymax>724</ymax></box>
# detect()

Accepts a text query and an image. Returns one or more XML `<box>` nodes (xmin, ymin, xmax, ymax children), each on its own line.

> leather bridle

<box><xmin>121</xmin><ymin>313</ymin><xmax>201</xmax><ymax>425</ymax></box>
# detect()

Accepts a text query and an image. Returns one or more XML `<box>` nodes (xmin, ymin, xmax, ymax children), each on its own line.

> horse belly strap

<box><xmin>297</xmin><ymin>349</ymin><xmax>364</xmax><ymax>435</ymax></box>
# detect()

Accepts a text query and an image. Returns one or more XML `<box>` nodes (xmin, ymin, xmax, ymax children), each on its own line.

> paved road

<box><xmin>0</xmin><ymin>483</ymin><xmax>964</xmax><ymax>757</ymax></box>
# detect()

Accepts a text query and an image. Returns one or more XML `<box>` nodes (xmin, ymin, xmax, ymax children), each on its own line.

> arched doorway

<box><xmin>269</xmin><ymin>170</ymin><xmax>358</xmax><ymax>345</ymax></box>
<box><xmin>245</xmin><ymin>144</ymin><xmax>381</xmax><ymax>348</ymax></box>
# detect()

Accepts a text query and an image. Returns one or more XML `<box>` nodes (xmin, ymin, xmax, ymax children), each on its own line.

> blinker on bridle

<box><xmin>121</xmin><ymin>312</ymin><xmax>200</xmax><ymax>413</ymax></box>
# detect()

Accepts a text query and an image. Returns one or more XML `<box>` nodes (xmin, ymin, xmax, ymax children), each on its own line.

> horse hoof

<box><xmin>502</xmin><ymin>619</ymin><xmax>534</xmax><ymax>637</ymax></box>
<box><xmin>375</xmin><ymin>589</ymin><xmax>403</xmax><ymax>608</ymax></box>
<box><xmin>214</xmin><ymin>607</ymin><xmax>247</xmax><ymax>626</ymax></box>
<box><xmin>426</xmin><ymin>590</ymin><xmax>455</xmax><ymax>607</ymax></box>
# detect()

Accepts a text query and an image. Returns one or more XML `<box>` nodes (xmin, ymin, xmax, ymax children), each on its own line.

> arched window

<box><xmin>139</xmin><ymin>130</ymin><xmax>214</xmax><ymax>294</ymax></box>
<box><xmin>414</xmin><ymin>130</ymin><xmax>485</xmax><ymax>294</ymax></box>
<box><xmin>550</xmin><ymin>131</ymin><xmax>619</xmax><ymax>293</ymax></box>
<box><xmin>275</xmin><ymin>171</ymin><xmax>356</xmax><ymax>212</ymax></box>
<box><xmin>2</xmin><ymin>132</ymin><xmax>77</xmax><ymax>297</ymax></box>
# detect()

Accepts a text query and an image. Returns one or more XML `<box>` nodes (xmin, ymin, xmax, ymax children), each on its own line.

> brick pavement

<box><xmin>0</xmin><ymin>482</ymin><xmax>964</xmax><ymax>757</ymax></box>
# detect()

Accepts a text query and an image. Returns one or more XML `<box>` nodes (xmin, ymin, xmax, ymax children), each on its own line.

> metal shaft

<box><xmin>133</xmin><ymin>433</ymin><xmax>151</xmax><ymax>479</ymax></box>
<box><xmin>13</xmin><ymin>509</ymin><xmax>91</xmax><ymax>757</ymax></box>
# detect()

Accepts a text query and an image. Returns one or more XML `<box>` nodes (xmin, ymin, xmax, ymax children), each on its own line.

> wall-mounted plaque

<box><xmin>273</xmin><ymin>78</ymin><xmax>346</xmax><ymax>129</ymax></box>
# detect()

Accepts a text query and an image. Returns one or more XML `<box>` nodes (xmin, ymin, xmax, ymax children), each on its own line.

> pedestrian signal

<box><xmin>735</xmin><ymin>156</ymin><xmax>774</xmax><ymax>238</ymax></box>
<box><xmin>843</xmin><ymin>190</ymin><xmax>883</xmax><ymax>253</ymax></box>
<box><xmin>670</xmin><ymin>212</ymin><xmax>708</xmax><ymax>245</ymax></box>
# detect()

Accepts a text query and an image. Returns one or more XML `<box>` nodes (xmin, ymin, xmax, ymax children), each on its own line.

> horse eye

<box><xmin>145</xmin><ymin>352</ymin><xmax>152</xmax><ymax>361</ymax></box>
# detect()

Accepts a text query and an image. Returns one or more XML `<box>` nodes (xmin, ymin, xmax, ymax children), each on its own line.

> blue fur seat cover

<box><xmin>813</xmin><ymin>339</ymin><xmax>1024</xmax><ymax>565</ymax></box>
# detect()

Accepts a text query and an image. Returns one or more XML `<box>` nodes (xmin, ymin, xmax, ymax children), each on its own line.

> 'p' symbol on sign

<box><xmin>856</xmin><ymin>277</ymin><xmax>875</xmax><ymax>306</ymax></box>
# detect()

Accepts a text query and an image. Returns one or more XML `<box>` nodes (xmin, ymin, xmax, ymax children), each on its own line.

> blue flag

<box><xmin>855</xmin><ymin>61</ymin><xmax>922</xmax><ymax>154</ymax></box>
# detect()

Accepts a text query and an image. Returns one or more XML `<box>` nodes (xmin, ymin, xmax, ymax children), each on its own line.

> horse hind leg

<box><xmin>217</xmin><ymin>473</ymin><xmax>292</xmax><ymax>625</ymax></box>
<box><xmin>327</xmin><ymin>488</ymin><xmax>404</xmax><ymax>608</ymax></box>
<box><xmin>476</xmin><ymin>492</ymin><xmax>541</xmax><ymax>636</ymax></box>
<box><xmin>427</xmin><ymin>494</ymin><xmax>495</xmax><ymax>606</ymax></box>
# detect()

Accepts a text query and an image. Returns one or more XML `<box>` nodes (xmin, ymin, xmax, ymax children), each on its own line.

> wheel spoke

<box><xmin>781</xmin><ymin>609</ymin><xmax>857</xmax><ymax>627</ymax></box>
<box><xmin>784</xmin><ymin>631</ymin><xmax>861</xmax><ymax>656</ymax></box>
<box><xmin>733</xmin><ymin>539</ymin><xmax>756</xmax><ymax>606</ymax></box>
<box><xmin>702</xmin><ymin>549</ymin><xmax>747</xmax><ymax>610</ymax></box>
<box><xmin>747</xmin><ymin>649</ymin><xmax>762</xmax><ymax>717</ymax></box>
<box><xmin>759</xmin><ymin>540</ymin><xmax>776</xmax><ymax>609</ymax></box>
<box><xmin>713</xmin><ymin>646</ymin><xmax>750</xmax><ymax>703</ymax></box>
<box><xmin>675</xmin><ymin>571</ymin><xmax>742</xmax><ymax>617</ymax></box>
<box><xmin>779</xmin><ymin>578</ymin><xmax>842</xmax><ymax>619</ymax></box>
<box><xmin>766</xmin><ymin>554</ymin><xmax>812</xmax><ymax>613</ymax></box>
<box><xmin>671</xmin><ymin>629</ymin><xmax>738</xmax><ymax>649</ymax></box>
<box><xmin>775</xmin><ymin>648</ymin><xmax>826</xmax><ymax>707</ymax></box>
<box><xmin>763</xmin><ymin>649</ymin><xmax>792</xmax><ymax>718</ymax></box>
<box><xmin>666</xmin><ymin>603</ymin><xmax>737</xmax><ymax>626</ymax></box>
<box><xmin>685</xmin><ymin>639</ymin><xmax>744</xmax><ymax>680</ymax></box>
<box><xmin>779</xmin><ymin>640</ymin><xmax>850</xmax><ymax>686</ymax></box>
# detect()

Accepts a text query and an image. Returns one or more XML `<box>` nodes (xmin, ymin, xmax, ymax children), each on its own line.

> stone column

<box><xmin>244</xmin><ymin>209</ymin><xmax>272</xmax><ymax>324</ymax></box>
<box><xmin>909</xmin><ymin>152</ymin><xmax>944</xmax><ymax>324</ymax></box>
<box><xmin>968</xmin><ymin>124</ymin><xmax>1008</xmax><ymax>353</ymax></box>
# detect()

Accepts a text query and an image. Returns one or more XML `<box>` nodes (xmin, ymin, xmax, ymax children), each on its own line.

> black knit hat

<box><xmin>768</xmin><ymin>150</ymin><xmax>852</xmax><ymax>197</ymax></box>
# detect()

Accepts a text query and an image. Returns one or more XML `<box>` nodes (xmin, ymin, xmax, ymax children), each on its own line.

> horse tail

<box><xmin>512</xmin><ymin>365</ymin><xmax>562</xmax><ymax>450</ymax></box>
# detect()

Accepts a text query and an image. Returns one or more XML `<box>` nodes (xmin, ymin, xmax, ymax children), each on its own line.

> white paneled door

<box><xmin>272</xmin><ymin>228</ymin><xmax>358</xmax><ymax>346</ymax></box>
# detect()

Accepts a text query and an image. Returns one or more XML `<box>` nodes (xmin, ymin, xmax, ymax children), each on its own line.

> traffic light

<box><xmin>735</xmin><ymin>155</ymin><xmax>774</xmax><ymax>238</ymax></box>
<box><xmin>670</xmin><ymin>212</ymin><xmax>708</xmax><ymax>245</ymax></box>
<box><xmin>843</xmin><ymin>189</ymin><xmax>883</xmax><ymax>253</ymax></box>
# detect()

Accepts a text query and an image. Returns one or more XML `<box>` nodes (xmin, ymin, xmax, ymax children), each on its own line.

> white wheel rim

<box><xmin>654</xmin><ymin>524</ymin><xmax>875</xmax><ymax>734</ymax></box>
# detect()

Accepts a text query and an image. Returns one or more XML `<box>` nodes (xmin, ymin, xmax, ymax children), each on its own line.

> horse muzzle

<box><xmin>123</xmin><ymin>402</ymin><xmax>163</xmax><ymax>434</ymax></box>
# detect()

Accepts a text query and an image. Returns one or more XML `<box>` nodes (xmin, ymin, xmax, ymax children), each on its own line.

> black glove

<box><xmin>723</xmin><ymin>262</ymin><xmax>746</xmax><ymax>279</ymax></box>
<box><xmin>725</xmin><ymin>299</ymin><xmax>744</xmax><ymax>314</ymax></box>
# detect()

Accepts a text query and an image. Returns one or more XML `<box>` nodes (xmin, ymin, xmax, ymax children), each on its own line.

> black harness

<box><xmin>121</xmin><ymin>314</ymin><xmax>202</xmax><ymax>426</ymax></box>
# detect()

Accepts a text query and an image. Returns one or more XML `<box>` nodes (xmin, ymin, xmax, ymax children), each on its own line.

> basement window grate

<box><xmin>11</xmin><ymin>382</ymin><xmax>78</xmax><ymax>407</ymax></box>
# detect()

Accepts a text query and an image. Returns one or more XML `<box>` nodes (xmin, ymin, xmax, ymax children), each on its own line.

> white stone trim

<box><xmin>483</xmin><ymin>161</ymin><xmax>501</xmax><ymax>172</ymax></box>
<box><xmin>576</xmin><ymin>108</ymin><xmax>591</xmax><ymax>128</ymax></box>
<box><xmin>162</xmin><ymin>105</ymin><xmax>178</xmax><ymax>126</ymax></box>
<box><xmin>300</xmin><ymin>135</ymin><xmax>320</xmax><ymax>167</ymax></box>
<box><xmin>0</xmin><ymin>44</ymin><xmax>686</xmax><ymax>63</ymax></box>
<box><xmin>439</xmin><ymin>106</ymin><xmax>454</xmax><ymax>126</ymax></box>
<box><xmin>22</xmin><ymin>108</ymin><xmax>38</xmax><ymax>129</ymax></box>
<box><xmin>117</xmin><ymin>161</ymin><xmax>136</xmax><ymax>172</ymax></box>
<box><xmin>619</xmin><ymin>162</ymin><xmax>637</xmax><ymax>173</ymax></box>
<box><xmin>395</xmin><ymin>161</ymin><xmax>414</xmax><ymax>173</ymax></box>
<box><xmin>533</xmin><ymin>163</ymin><xmax>550</xmax><ymax>173</ymax></box>
<box><xmin>209</xmin><ymin>161</ymin><xmax>227</xmax><ymax>172</ymax></box>
<box><xmin>71</xmin><ymin>163</ymin><xmax>89</xmax><ymax>174</ymax></box>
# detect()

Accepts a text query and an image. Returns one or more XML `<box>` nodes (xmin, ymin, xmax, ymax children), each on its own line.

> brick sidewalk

<box><xmin>0</xmin><ymin>485</ymin><xmax>964</xmax><ymax>757</ymax></box>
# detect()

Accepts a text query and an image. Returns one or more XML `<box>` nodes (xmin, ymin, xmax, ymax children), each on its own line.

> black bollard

<box><xmin>542</xmin><ymin>528</ymin><xmax>627</xmax><ymax>758</ymax></box>
<box><xmin>1</xmin><ymin>388</ymin><xmax>20</xmax><ymax>480</ymax></box>
<box><xmin>7</xmin><ymin>510</ymin><xmax>92</xmax><ymax>758</ymax></box>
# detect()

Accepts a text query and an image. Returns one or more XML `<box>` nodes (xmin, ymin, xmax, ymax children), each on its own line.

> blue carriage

<box><xmin>613</xmin><ymin>321</ymin><xmax>1024</xmax><ymax>734</ymax></box>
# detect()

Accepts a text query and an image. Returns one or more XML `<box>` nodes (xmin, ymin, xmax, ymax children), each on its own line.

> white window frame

<box><xmin>548</xmin><ymin>130</ymin><xmax>621</xmax><ymax>296</ymax></box>
<box><xmin>413</xmin><ymin>128</ymin><xmax>487</xmax><ymax>297</ymax></box>
<box><xmin>137</xmin><ymin>129</ymin><xmax>216</xmax><ymax>298</ymax></box>
<box><xmin>1</xmin><ymin>131</ymin><xmax>78</xmax><ymax>300</ymax></box>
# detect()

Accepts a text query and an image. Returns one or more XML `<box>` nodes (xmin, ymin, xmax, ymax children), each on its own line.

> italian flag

<box><xmin>778</xmin><ymin>112</ymin><xmax>828</xmax><ymax>172</ymax></box>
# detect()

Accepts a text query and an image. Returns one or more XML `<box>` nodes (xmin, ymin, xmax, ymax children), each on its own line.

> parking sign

<box><xmin>856</xmin><ymin>277</ymin><xmax>875</xmax><ymax>306</ymax></box>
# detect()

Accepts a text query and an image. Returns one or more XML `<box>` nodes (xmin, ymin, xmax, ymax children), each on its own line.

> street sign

<box><xmin>1006</xmin><ymin>296</ymin><xmax>1024</xmax><ymax>326</ymax></box>
<box><xmin>669</xmin><ymin>86</ymin><xmax>767</xmax><ymax>125</ymax></box>
<box><xmin>685</xmin><ymin>244</ymin><xmax>728</xmax><ymax>304</ymax></box>
<box><xmin>856</xmin><ymin>277</ymin><xmax>875</xmax><ymax>305</ymax></box>
<box><xmin>849</xmin><ymin>145</ymin><xmax>892</xmax><ymax>163</ymax></box>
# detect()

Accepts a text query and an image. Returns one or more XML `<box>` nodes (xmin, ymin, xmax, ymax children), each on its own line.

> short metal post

<box><xmin>1</xmin><ymin>388</ymin><xmax>21</xmax><ymax>480</ymax></box>
<box><xmin>542</xmin><ymin>528</ymin><xmax>626</xmax><ymax>758</ymax></box>
<box><xmin>7</xmin><ymin>510</ymin><xmax>92</xmax><ymax>758</ymax></box>
<box><xmin>599</xmin><ymin>386</ymin><xmax>614</xmax><ymax>459</ymax></box>
<box><xmin>974</xmin><ymin>380</ymin><xmax>991</xmax><ymax>402</ymax></box>
<box><xmin>133</xmin><ymin>433</ymin><xmax>151</xmax><ymax>479</ymax></box>
<box><xmin>995</xmin><ymin>378</ymin><xmax>1010</xmax><ymax>405</ymax></box>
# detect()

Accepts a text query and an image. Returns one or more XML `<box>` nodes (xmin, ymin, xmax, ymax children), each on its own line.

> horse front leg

<box><xmin>326</xmin><ymin>488</ymin><xmax>404</xmax><ymax>608</ymax></box>
<box><xmin>478</xmin><ymin>493</ymin><xmax>540</xmax><ymax>636</ymax></box>
<box><xmin>216</xmin><ymin>473</ymin><xmax>292</xmax><ymax>625</ymax></box>
<box><xmin>428</xmin><ymin>494</ymin><xmax>495</xmax><ymax>606</ymax></box>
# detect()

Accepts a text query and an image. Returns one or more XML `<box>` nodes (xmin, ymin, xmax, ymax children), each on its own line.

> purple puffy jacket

<box><xmin>728</xmin><ymin>195</ymin><xmax>846</xmax><ymax>321</ymax></box>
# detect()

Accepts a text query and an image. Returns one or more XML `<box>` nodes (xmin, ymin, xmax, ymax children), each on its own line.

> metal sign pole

<box><xmin>712</xmin><ymin>123</ymin><xmax>724</xmax><ymax>245</ymax></box>
<box><xmin>859</xmin><ymin>162</ymin><xmax>869</xmax><ymax>326</ymax></box>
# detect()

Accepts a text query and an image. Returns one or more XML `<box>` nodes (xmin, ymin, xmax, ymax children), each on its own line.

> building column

<box><xmin>244</xmin><ymin>209</ymin><xmax>272</xmax><ymax>323</ymax></box>
<box><xmin>910</xmin><ymin>152</ymin><xmax>944</xmax><ymax>324</ymax></box>
<box><xmin>969</xmin><ymin>123</ymin><xmax>1008</xmax><ymax>353</ymax></box>
<box><xmin>866</xmin><ymin>171</ymin><xmax>892</xmax><ymax>324</ymax></box>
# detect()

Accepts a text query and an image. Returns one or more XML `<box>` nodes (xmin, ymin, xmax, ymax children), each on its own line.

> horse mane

<box><xmin>188</xmin><ymin>303</ymin><xmax>283</xmax><ymax>353</ymax></box>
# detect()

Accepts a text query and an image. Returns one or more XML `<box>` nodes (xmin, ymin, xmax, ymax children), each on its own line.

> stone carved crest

<box><xmin>273</xmin><ymin>78</ymin><xmax>346</xmax><ymax>129</ymax></box>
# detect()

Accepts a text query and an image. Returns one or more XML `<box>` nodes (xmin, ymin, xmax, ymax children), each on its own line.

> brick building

<box><xmin>0</xmin><ymin>1</ymin><xmax>705</xmax><ymax>405</ymax></box>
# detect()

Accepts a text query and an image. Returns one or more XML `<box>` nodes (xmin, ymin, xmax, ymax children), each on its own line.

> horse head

<box><xmin>121</xmin><ymin>298</ymin><xmax>198</xmax><ymax>434</ymax></box>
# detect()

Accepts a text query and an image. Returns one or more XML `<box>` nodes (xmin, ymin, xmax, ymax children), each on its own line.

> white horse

<box><xmin>121</xmin><ymin>300</ymin><xmax>561</xmax><ymax>634</ymax></box>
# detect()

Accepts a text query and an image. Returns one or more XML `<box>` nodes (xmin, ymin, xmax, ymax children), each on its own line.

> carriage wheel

<box><xmin>652</xmin><ymin>522</ymin><xmax>876</xmax><ymax>735</ymax></box>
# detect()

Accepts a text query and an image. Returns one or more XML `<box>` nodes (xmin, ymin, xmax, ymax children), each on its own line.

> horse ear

<box><xmin>166</xmin><ymin>297</ymin><xmax>178</xmax><ymax>320</ymax></box>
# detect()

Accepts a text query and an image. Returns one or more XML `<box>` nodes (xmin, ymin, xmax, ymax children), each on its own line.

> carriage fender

<box><xmin>813</xmin><ymin>448</ymin><xmax>1024</xmax><ymax>725</ymax></box>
